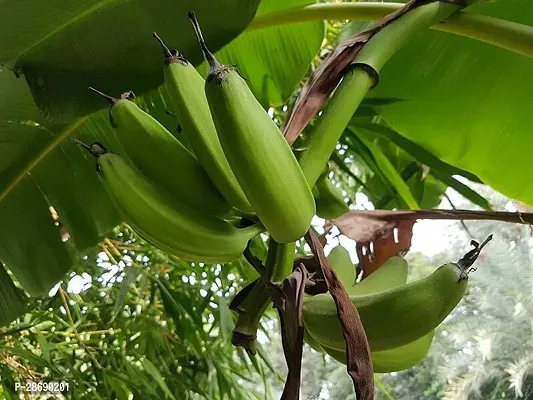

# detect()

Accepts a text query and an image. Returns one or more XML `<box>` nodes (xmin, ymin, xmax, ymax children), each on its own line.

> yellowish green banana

<box><xmin>309</xmin><ymin>250</ymin><xmax>434</xmax><ymax>372</ymax></box>
<box><xmin>189</xmin><ymin>12</ymin><xmax>315</xmax><ymax>243</ymax></box>
<box><xmin>303</xmin><ymin>237</ymin><xmax>491</xmax><ymax>352</ymax></box>
<box><xmin>90</xmin><ymin>88</ymin><xmax>232</xmax><ymax>218</ymax></box>
<box><xmin>327</xmin><ymin>245</ymin><xmax>409</xmax><ymax>295</ymax></box>
<box><xmin>327</xmin><ymin>245</ymin><xmax>357</xmax><ymax>289</ymax></box>
<box><xmin>304</xmin><ymin>262</ymin><xmax>465</xmax><ymax>351</ymax></box>
<box><xmin>304</xmin><ymin>324</ymin><xmax>325</xmax><ymax>353</ymax></box>
<box><xmin>314</xmin><ymin>171</ymin><xmax>349</xmax><ymax>220</ymax></box>
<box><xmin>87</xmin><ymin>147</ymin><xmax>262</xmax><ymax>263</ymax></box>
<box><xmin>348</xmin><ymin>256</ymin><xmax>409</xmax><ymax>296</ymax></box>
<box><xmin>153</xmin><ymin>33</ymin><xmax>252</xmax><ymax>214</ymax></box>
<box><xmin>321</xmin><ymin>331</ymin><xmax>435</xmax><ymax>373</ymax></box>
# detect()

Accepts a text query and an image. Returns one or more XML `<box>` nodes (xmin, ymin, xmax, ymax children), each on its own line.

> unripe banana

<box><xmin>189</xmin><ymin>12</ymin><xmax>315</xmax><ymax>243</ymax></box>
<box><xmin>88</xmin><ymin>147</ymin><xmax>262</xmax><ymax>263</ymax></box>
<box><xmin>89</xmin><ymin>88</ymin><xmax>232</xmax><ymax>218</ymax></box>
<box><xmin>312</xmin><ymin>252</ymin><xmax>435</xmax><ymax>372</ymax></box>
<box><xmin>305</xmin><ymin>248</ymin><xmax>406</xmax><ymax>349</ymax></box>
<box><xmin>327</xmin><ymin>245</ymin><xmax>409</xmax><ymax>295</ymax></box>
<box><xmin>314</xmin><ymin>171</ymin><xmax>349</xmax><ymax>220</ymax></box>
<box><xmin>304</xmin><ymin>324</ymin><xmax>325</xmax><ymax>353</ymax></box>
<box><xmin>348</xmin><ymin>256</ymin><xmax>409</xmax><ymax>296</ymax></box>
<box><xmin>304</xmin><ymin>261</ymin><xmax>471</xmax><ymax>352</ymax></box>
<box><xmin>305</xmin><ymin>319</ymin><xmax>435</xmax><ymax>373</ymax></box>
<box><xmin>327</xmin><ymin>245</ymin><xmax>357</xmax><ymax>289</ymax></box>
<box><xmin>153</xmin><ymin>34</ymin><xmax>252</xmax><ymax>214</ymax></box>
<box><xmin>321</xmin><ymin>331</ymin><xmax>435</xmax><ymax>373</ymax></box>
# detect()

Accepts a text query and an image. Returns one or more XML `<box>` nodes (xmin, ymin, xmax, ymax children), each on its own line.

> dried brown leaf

<box><xmin>283</xmin><ymin>0</ymin><xmax>426</xmax><ymax>144</ymax></box>
<box><xmin>356</xmin><ymin>219</ymin><xmax>415</xmax><ymax>277</ymax></box>
<box><xmin>277</xmin><ymin>264</ymin><xmax>314</xmax><ymax>400</ymax></box>
<box><xmin>305</xmin><ymin>230</ymin><xmax>374</xmax><ymax>400</ymax></box>
<box><xmin>327</xmin><ymin>213</ymin><xmax>397</xmax><ymax>243</ymax></box>
<box><xmin>229</xmin><ymin>278</ymin><xmax>258</xmax><ymax>312</ymax></box>
<box><xmin>326</xmin><ymin>209</ymin><xmax>522</xmax><ymax>276</ymax></box>
<box><xmin>328</xmin><ymin>209</ymin><xmax>533</xmax><ymax>224</ymax></box>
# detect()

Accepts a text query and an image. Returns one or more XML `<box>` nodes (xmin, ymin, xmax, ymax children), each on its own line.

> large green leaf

<box><xmin>342</xmin><ymin>124</ymin><xmax>446</xmax><ymax>210</ymax></box>
<box><xmin>0</xmin><ymin>0</ymin><xmax>324</xmax><ymax>302</ymax></box>
<box><xmin>0</xmin><ymin>263</ymin><xmax>27</xmax><ymax>325</ymax></box>
<box><xmin>0</xmin><ymin>178</ymin><xmax>72</xmax><ymax>296</ymax></box>
<box><xmin>3</xmin><ymin>0</ymin><xmax>260</xmax><ymax>122</ymax></box>
<box><xmin>371</xmin><ymin>0</ymin><xmax>533</xmax><ymax>206</ymax></box>
<box><xmin>0</xmin><ymin>69</ymin><xmax>41</xmax><ymax>122</ymax></box>
<box><xmin>215</xmin><ymin>0</ymin><xmax>324</xmax><ymax>107</ymax></box>
<box><xmin>0</xmin><ymin>113</ymin><xmax>122</xmax><ymax>296</ymax></box>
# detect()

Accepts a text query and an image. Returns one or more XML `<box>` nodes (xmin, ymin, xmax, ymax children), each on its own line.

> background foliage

<box><xmin>1</xmin><ymin>0</ymin><xmax>533</xmax><ymax>398</ymax></box>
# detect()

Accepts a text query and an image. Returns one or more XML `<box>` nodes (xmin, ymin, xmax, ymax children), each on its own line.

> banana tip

<box><xmin>89</xmin><ymin>87</ymin><xmax>117</xmax><ymax>104</ymax></box>
<box><xmin>72</xmin><ymin>139</ymin><xmax>108</xmax><ymax>158</ymax></box>
<box><xmin>187</xmin><ymin>10</ymin><xmax>221</xmax><ymax>74</ymax></box>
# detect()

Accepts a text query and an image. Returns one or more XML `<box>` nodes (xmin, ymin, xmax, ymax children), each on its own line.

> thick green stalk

<box><xmin>265</xmin><ymin>240</ymin><xmax>297</xmax><ymax>283</ymax></box>
<box><xmin>298</xmin><ymin>68</ymin><xmax>374</xmax><ymax>187</ymax></box>
<box><xmin>231</xmin><ymin>281</ymin><xmax>271</xmax><ymax>354</ymax></box>
<box><xmin>354</xmin><ymin>2</ymin><xmax>460</xmax><ymax>71</ymax></box>
<box><xmin>248</xmin><ymin>3</ymin><xmax>533</xmax><ymax>58</ymax></box>
<box><xmin>232</xmin><ymin>241</ymin><xmax>296</xmax><ymax>352</ymax></box>
<box><xmin>299</xmin><ymin>2</ymin><xmax>465</xmax><ymax>188</ymax></box>
<box><xmin>249</xmin><ymin>3</ymin><xmax>397</xmax><ymax>29</ymax></box>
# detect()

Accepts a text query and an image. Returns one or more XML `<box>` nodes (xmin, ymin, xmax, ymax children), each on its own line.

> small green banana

<box><xmin>327</xmin><ymin>245</ymin><xmax>357</xmax><ymax>289</ymax></box>
<box><xmin>314</xmin><ymin>171</ymin><xmax>349</xmax><ymax>220</ymax></box>
<box><xmin>327</xmin><ymin>245</ymin><xmax>409</xmax><ymax>295</ymax></box>
<box><xmin>304</xmin><ymin>324</ymin><xmax>325</xmax><ymax>353</ymax></box>
<box><xmin>87</xmin><ymin>146</ymin><xmax>262</xmax><ymax>263</ymax></box>
<box><xmin>305</xmin><ymin>248</ymin><xmax>404</xmax><ymax>347</ymax></box>
<box><xmin>153</xmin><ymin>33</ymin><xmax>252</xmax><ymax>214</ymax></box>
<box><xmin>89</xmin><ymin>88</ymin><xmax>232</xmax><ymax>218</ymax></box>
<box><xmin>321</xmin><ymin>331</ymin><xmax>435</xmax><ymax>373</ymax></box>
<box><xmin>348</xmin><ymin>255</ymin><xmax>409</xmax><ymax>296</ymax></box>
<box><xmin>303</xmin><ymin>237</ymin><xmax>491</xmax><ymax>352</ymax></box>
<box><xmin>308</xmin><ymin>250</ymin><xmax>435</xmax><ymax>371</ymax></box>
<box><xmin>304</xmin><ymin>263</ymin><xmax>466</xmax><ymax>351</ymax></box>
<box><xmin>189</xmin><ymin>12</ymin><xmax>315</xmax><ymax>243</ymax></box>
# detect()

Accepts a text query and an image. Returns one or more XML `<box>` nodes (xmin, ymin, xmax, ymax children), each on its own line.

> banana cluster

<box><xmin>81</xmin><ymin>13</ymin><xmax>317</xmax><ymax>263</ymax></box>
<box><xmin>75</xmin><ymin>11</ymin><xmax>491</xmax><ymax>375</ymax></box>
<box><xmin>303</xmin><ymin>245</ymin><xmax>470</xmax><ymax>373</ymax></box>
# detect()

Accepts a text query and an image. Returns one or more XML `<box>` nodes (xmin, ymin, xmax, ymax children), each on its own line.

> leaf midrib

<box><xmin>14</xmin><ymin>0</ymin><xmax>115</xmax><ymax>67</ymax></box>
<box><xmin>0</xmin><ymin>118</ymin><xmax>87</xmax><ymax>204</ymax></box>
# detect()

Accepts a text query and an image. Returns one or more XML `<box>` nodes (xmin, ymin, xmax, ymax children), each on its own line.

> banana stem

<box><xmin>265</xmin><ymin>240</ymin><xmax>297</xmax><ymax>283</ymax></box>
<box><xmin>248</xmin><ymin>3</ymin><xmax>533</xmax><ymax>59</ymax></box>
<box><xmin>298</xmin><ymin>1</ymin><xmax>464</xmax><ymax>188</ymax></box>
<box><xmin>232</xmin><ymin>240</ymin><xmax>296</xmax><ymax>352</ymax></box>
<box><xmin>299</xmin><ymin>68</ymin><xmax>374</xmax><ymax>188</ymax></box>
<box><xmin>353</xmin><ymin>2</ymin><xmax>459</xmax><ymax>72</ymax></box>
<box><xmin>231</xmin><ymin>281</ymin><xmax>272</xmax><ymax>353</ymax></box>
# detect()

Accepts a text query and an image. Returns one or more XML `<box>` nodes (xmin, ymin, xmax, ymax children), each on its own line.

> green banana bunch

<box><xmin>189</xmin><ymin>12</ymin><xmax>315</xmax><ymax>243</ymax></box>
<box><xmin>303</xmin><ymin>237</ymin><xmax>491</xmax><ymax>352</ymax></box>
<box><xmin>304</xmin><ymin>324</ymin><xmax>325</xmax><ymax>353</ymax></box>
<box><xmin>313</xmin><ymin>171</ymin><xmax>349</xmax><ymax>220</ymax></box>
<box><xmin>83</xmin><ymin>144</ymin><xmax>262</xmax><ymax>263</ymax></box>
<box><xmin>90</xmin><ymin>88</ymin><xmax>232</xmax><ymax>218</ymax></box>
<box><xmin>304</xmin><ymin>246</ymin><xmax>435</xmax><ymax>372</ymax></box>
<box><xmin>153</xmin><ymin>33</ymin><xmax>252</xmax><ymax>214</ymax></box>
